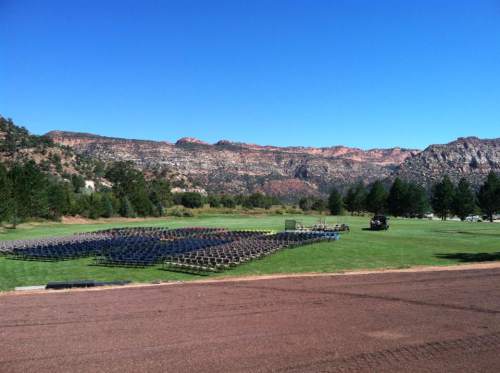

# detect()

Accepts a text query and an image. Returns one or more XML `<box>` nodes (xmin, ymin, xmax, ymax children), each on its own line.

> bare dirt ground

<box><xmin>1</xmin><ymin>267</ymin><xmax>500</xmax><ymax>372</ymax></box>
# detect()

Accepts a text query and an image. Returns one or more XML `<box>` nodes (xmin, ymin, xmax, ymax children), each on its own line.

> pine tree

<box><xmin>106</xmin><ymin>161</ymin><xmax>151</xmax><ymax>215</ymax></box>
<box><xmin>100</xmin><ymin>193</ymin><xmax>114</xmax><ymax>218</ymax></box>
<box><xmin>431</xmin><ymin>175</ymin><xmax>455</xmax><ymax>220</ymax></box>
<box><xmin>0</xmin><ymin>163</ymin><xmax>13</xmax><ymax>224</ymax></box>
<box><xmin>299</xmin><ymin>197</ymin><xmax>313</xmax><ymax>211</ymax></box>
<box><xmin>344</xmin><ymin>182</ymin><xmax>366</xmax><ymax>215</ymax></box>
<box><xmin>148</xmin><ymin>178</ymin><xmax>172</xmax><ymax>213</ymax></box>
<box><xmin>87</xmin><ymin>193</ymin><xmax>102</xmax><ymax>219</ymax></box>
<box><xmin>365</xmin><ymin>181</ymin><xmax>388</xmax><ymax>215</ymax></box>
<box><xmin>328</xmin><ymin>188</ymin><xmax>343</xmax><ymax>215</ymax></box>
<box><xmin>406</xmin><ymin>183</ymin><xmax>429</xmax><ymax>217</ymax></box>
<box><xmin>452</xmin><ymin>178</ymin><xmax>476</xmax><ymax>221</ymax></box>
<box><xmin>180</xmin><ymin>192</ymin><xmax>203</xmax><ymax>208</ymax></box>
<box><xmin>387</xmin><ymin>178</ymin><xmax>408</xmax><ymax>217</ymax></box>
<box><xmin>71</xmin><ymin>174</ymin><xmax>85</xmax><ymax>193</ymax></box>
<box><xmin>208</xmin><ymin>195</ymin><xmax>221</xmax><ymax>208</ymax></box>
<box><xmin>312</xmin><ymin>198</ymin><xmax>327</xmax><ymax>213</ymax></box>
<box><xmin>120</xmin><ymin>196</ymin><xmax>136</xmax><ymax>218</ymax></box>
<box><xmin>133</xmin><ymin>190</ymin><xmax>154</xmax><ymax>216</ymax></box>
<box><xmin>8</xmin><ymin>161</ymin><xmax>49</xmax><ymax>222</ymax></box>
<box><xmin>477</xmin><ymin>171</ymin><xmax>500</xmax><ymax>222</ymax></box>
<box><xmin>47</xmin><ymin>182</ymin><xmax>68</xmax><ymax>220</ymax></box>
<box><xmin>220</xmin><ymin>195</ymin><xmax>236</xmax><ymax>208</ymax></box>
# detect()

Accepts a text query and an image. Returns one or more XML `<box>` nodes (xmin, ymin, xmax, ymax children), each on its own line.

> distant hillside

<box><xmin>5</xmin><ymin>116</ymin><xmax>498</xmax><ymax>200</ymax></box>
<box><xmin>395</xmin><ymin>136</ymin><xmax>500</xmax><ymax>186</ymax></box>
<box><xmin>0</xmin><ymin>116</ymin><xmax>97</xmax><ymax>179</ymax></box>
<box><xmin>46</xmin><ymin>130</ymin><xmax>419</xmax><ymax>199</ymax></box>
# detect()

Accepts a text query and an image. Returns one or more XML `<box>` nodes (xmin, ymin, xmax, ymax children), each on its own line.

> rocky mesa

<box><xmin>45</xmin><ymin>131</ymin><xmax>500</xmax><ymax>198</ymax></box>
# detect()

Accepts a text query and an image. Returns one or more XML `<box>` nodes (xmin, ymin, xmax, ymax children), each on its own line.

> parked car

<box><xmin>370</xmin><ymin>215</ymin><xmax>389</xmax><ymax>230</ymax></box>
<box><xmin>465</xmin><ymin>215</ymin><xmax>482</xmax><ymax>222</ymax></box>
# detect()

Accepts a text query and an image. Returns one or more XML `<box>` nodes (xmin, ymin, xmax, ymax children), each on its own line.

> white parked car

<box><xmin>465</xmin><ymin>215</ymin><xmax>482</xmax><ymax>222</ymax></box>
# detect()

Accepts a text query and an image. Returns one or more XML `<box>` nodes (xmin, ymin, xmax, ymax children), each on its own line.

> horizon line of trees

<box><xmin>1</xmin><ymin>157</ymin><xmax>499</xmax><ymax>227</ymax></box>
<box><xmin>0</xmin><ymin>159</ymin><xmax>284</xmax><ymax>228</ymax></box>
<box><xmin>321</xmin><ymin>172</ymin><xmax>500</xmax><ymax>221</ymax></box>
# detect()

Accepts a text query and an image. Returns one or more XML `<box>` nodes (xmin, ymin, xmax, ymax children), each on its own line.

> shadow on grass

<box><xmin>436</xmin><ymin>252</ymin><xmax>500</xmax><ymax>263</ymax></box>
<box><xmin>158</xmin><ymin>266</ymin><xmax>211</xmax><ymax>276</ymax></box>
<box><xmin>361</xmin><ymin>228</ymin><xmax>389</xmax><ymax>232</ymax></box>
<box><xmin>432</xmin><ymin>229</ymin><xmax>500</xmax><ymax>237</ymax></box>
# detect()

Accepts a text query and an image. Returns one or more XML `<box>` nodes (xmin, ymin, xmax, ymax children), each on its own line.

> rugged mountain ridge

<box><xmin>35</xmin><ymin>130</ymin><xmax>500</xmax><ymax>198</ymax></box>
<box><xmin>46</xmin><ymin>131</ymin><xmax>419</xmax><ymax>198</ymax></box>
<box><xmin>0</xmin><ymin>117</ymin><xmax>96</xmax><ymax>179</ymax></box>
<box><xmin>396</xmin><ymin>136</ymin><xmax>500</xmax><ymax>186</ymax></box>
<box><xmin>47</xmin><ymin>131</ymin><xmax>500</xmax><ymax>197</ymax></box>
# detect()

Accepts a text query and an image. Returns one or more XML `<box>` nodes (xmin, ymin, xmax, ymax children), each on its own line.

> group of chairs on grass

<box><xmin>164</xmin><ymin>231</ymin><xmax>338</xmax><ymax>273</ymax></box>
<box><xmin>2</xmin><ymin>226</ymin><xmax>338</xmax><ymax>273</ymax></box>
<box><xmin>0</xmin><ymin>232</ymin><xmax>110</xmax><ymax>259</ymax></box>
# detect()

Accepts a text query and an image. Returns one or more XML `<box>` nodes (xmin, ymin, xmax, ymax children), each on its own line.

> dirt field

<box><xmin>1</xmin><ymin>268</ymin><xmax>500</xmax><ymax>372</ymax></box>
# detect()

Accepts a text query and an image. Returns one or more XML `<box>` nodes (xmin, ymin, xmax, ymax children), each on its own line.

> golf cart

<box><xmin>370</xmin><ymin>215</ymin><xmax>389</xmax><ymax>230</ymax></box>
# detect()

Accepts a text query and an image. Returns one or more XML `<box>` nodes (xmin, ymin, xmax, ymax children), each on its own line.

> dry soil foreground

<box><xmin>1</xmin><ymin>268</ymin><xmax>500</xmax><ymax>372</ymax></box>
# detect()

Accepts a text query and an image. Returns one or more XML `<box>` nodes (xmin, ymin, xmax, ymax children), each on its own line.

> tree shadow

<box><xmin>431</xmin><ymin>229</ymin><xmax>500</xmax><ymax>237</ymax></box>
<box><xmin>435</xmin><ymin>252</ymin><xmax>500</xmax><ymax>263</ymax></box>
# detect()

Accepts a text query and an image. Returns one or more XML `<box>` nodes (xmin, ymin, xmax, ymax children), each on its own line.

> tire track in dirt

<box><xmin>283</xmin><ymin>332</ymin><xmax>500</xmax><ymax>372</ymax></box>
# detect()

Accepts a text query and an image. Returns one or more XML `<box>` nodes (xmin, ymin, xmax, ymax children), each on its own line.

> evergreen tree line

<box><xmin>324</xmin><ymin>172</ymin><xmax>500</xmax><ymax>221</ymax></box>
<box><xmin>431</xmin><ymin>173</ymin><xmax>500</xmax><ymax>221</ymax></box>
<box><xmin>0</xmin><ymin>159</ymin><xmax>286</xmax><ymax>227</ymax></box>
<box><xmin>0</xmin><ymin>160</ymin><xmax>175</xmax><ymax>227</ymax></box>
<box><xmin>2</xmin><ymin>156</ymin><xmax>498</xmax><ymax>226</ymax></box>
<box><xmin>205</xmin><ymin>193</ymin><xmax>280</xmax><ymax>209</ymax></box>
<box><xmin>313</xmin><ymin>179</ymin><xmax>429</xmax><ymax>217</ymax></box>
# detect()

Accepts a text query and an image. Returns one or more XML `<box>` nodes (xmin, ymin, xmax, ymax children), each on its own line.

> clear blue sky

<box><xmin>1</xmin><ymin>0</ymin><xmax>499</xmax><ymax>149</ymax></box>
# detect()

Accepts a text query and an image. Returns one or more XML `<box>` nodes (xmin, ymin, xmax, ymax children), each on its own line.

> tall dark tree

<box><xmin>220</xmin><ymin>195</ymin><xmax>236</xmax><ymax>208</ymax></box>
<box><xmin>180</xmin><ymin>192</ymin><xmax>203</xmax><ymax>208</ymax></box>
<box><xmin>148</xmin><ymin>178</ymin><xmax>172</xmax><ymax>214</ymax></box>
<box><xmin>431</xmin><ymin>175</ymin><xmax>455</xmax><ymax>220</ymax></box>
<box><xmin>344</xmin><ymin>182</ymin><xmax>366</xmax><ymax>215</ymax></box>
<box><xmin>365</xmin><ymin>181</ymin><xmax>388</xmax><ymax>215</ymax></box>
<box><xmin>452</xmin><ymin>178</ymin><xmax>476</xmax><ymax>221</ymax></box>
<box><xmin>71</xmin><ymin>174</ymin><xmax>85</xmax><ymax>193</ymax></box>
<box><xmin>208</xmin><ymin>195</ymin><xmax>221</xmax><ymax>208</ymax></box>
<box><xmin>234</xmin><ymin>194</ymin><xmax>245</xmax><ymax>206</ymax></box>
<box><xmin>243</xmin><ymin>193</ymin><xmax>272</xmax><ymax>209</ymax></box>
<box><xmin>87</xmin><ymin>193</ymin><xmax>102</xmax><ymax>219</ymax></box>
<box><xmin>47</xmin><ymin>182</ymin><xmax>69</xmax><ymax>220</ymax></box>
<box><xmin>406</xmin><ymin>183</ymin><xmax>430</xmax><ymax>217</ymax></box>
<box><xmin>120</xmin><ymin>196</ymin><xmax>136</xmax><ymax>218</ymax></box>
<box><xmin>100</xmin><ymin>193</ymin><xmax>114</xmax><ymax>218</ymax></box>
<box><xmin>312</xmin><ymin>198</ymin><xmax>326</xmax><ymax>213</ymax></box>
<box><xmin>328</xmin><ymin>188</ymin><xmax>343</xmax><ymax>215</ymax></box>
<box><xmin>477</xmin><ymin>171</ymin><xmax>500</xmax><ymax>222</ymax></box>
<box><xmin>133</xmin><ymin>190</ymin><xmax>154</xmax><ymax>216</ymax></box>
<box><xmin>299</xmin><ymin>197</ymin><xmax>313</xmax><ymax>211</ymax></box>
<box><xmin>8</xmin><ymin>161</ymin><xmax>49</xmax><ymax>225</ymax></box>
<box><xmin>0</xmin><ymin>163</ymin><xmax>13</xmax><ymax>223</ymax></box>
<box><xmin>106</xmin><ymin>161</ymin><xmax>151</xmax><ymax>215</ymax></box>
<box><xmin>387</xmin><ymin>178</ymin><xmax>408</xmax><ymax>217</ymax></box>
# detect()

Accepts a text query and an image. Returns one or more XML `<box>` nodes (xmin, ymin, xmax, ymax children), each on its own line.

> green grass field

<box><xmin>1</xmin><ymin>214</ymin><xmax>499</xmax><ymax>291</ymax></box>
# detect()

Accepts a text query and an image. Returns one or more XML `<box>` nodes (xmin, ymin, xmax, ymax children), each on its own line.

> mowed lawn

<box><xmin>1</xmin><ymin>214</ymin><xmax>499</xmax><ymax>291</ymax></box>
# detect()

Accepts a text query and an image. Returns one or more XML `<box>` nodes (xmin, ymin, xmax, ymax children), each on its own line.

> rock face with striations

<box><xmin>395</xmin><ymin>137</ymin><xmax>500</xmax><ymax>187</ymax></box>
<box><xmin>46</xmin><ymin>131</ymin><xmax>500</xmax><ymax>198</ymax></box>
<box><xmin>46</xmin><ymin>131</ymin><xmax>418</xmax><ymax>198</ymax></box>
